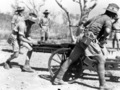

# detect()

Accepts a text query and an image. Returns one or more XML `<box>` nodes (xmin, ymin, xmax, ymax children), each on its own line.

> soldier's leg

<box><xmin>93</xmin><ymin>54</ymin><xmax>111</xmax><ymax>90</ymax></box>
<box><xmin>112</xmin><ymin>34</ymin><xmax>116</xmax><ymax>48</ymax></box>
<box><xmin>41</xmin><ymin>29</ymin><xmax>45</xmax><ymax>42</ymax></box>
<box><xmin>4</xmin><ymin>40</ymin><xmax>19</xmax><ymax>69</ymax></box>
<box><xmin>19</xmin><ymin>46</ymin><xmax>24</xmax><ymax>54</ymax></box>
<box><xmin>45</xmin><ymin>31</ymin><xmax>48</xmax><ymax>41</ymax></box>
<box><xmin>21</xmin><ymin>42</ymin><xmax>34</xmax><ymax>72</ymax></box>
<box><xmin>53</xmin><ymin>45</ymin><xmax>84</xmax><ymax>85</ymax></box>
<box><xmin>116</xmin><ymin>33</ymin><xmax>120</xmax><ymax>50</ymax></box>
<box><xmin>116</xmin><ymin>39</ymin><xmax>119</xmax><ymax>50</ymax></box>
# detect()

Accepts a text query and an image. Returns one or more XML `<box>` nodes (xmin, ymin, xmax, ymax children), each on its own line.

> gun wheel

<box><xmin>48</xmin><ymin>48</ymin><xmax>83</xmax><ymax>83</ymax></box>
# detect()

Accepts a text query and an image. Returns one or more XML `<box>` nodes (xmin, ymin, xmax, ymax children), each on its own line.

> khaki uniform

<box><xmin>73</xmin><ymin>14</ymin><xmax>112</xmax><ymax>57</ymax></box>
<box><xmin>15</xmin><ymin>20</ymin><xmax>34</xmax><ymax>51</ymax></box>
<box><xmin>39</xmin><ymin>17</ymin><xmax>50</xmax><ymax>41</ymax></box>
<box><xmin>10</xmin><ymin>14</ymin><xmax>25</xmax><ymax>52</ymax></box>
<box><xmin>55</xmin><ymin>14</ymin><xmax>113</xmax><ymax>87</ymax></box>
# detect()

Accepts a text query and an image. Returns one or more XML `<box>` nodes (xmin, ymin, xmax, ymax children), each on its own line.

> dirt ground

<box><xmin>0</xmin><ymin>40</ymin><xmax>120</xmax><ymax>90</ymax></box>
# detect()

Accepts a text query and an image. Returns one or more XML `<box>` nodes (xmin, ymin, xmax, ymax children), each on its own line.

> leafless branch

<box><xmin>55</xmin><ymin>0</ymin><xmax>98</xmax><ymax>42</ymax></box>
<box><xmin>21</xmin><ymin>0</ymin><xmax>46</xmax><ymax>16</ymax></box>
<box><xmin>38</xmin><ymin>3</ymin><xmax>45</xmax><ymax>12</ymax></box>
<box><xmin>21</xmin><ymin>1</ymin><xmax>32</xmax><ymax>11</ymax></box>
<box><xmin>89</xmin><ymin>0</ymin><xmax>98</xmax><ymax>10</ymax></box>
<box><xmin>55</xmin><ymin>0</ymin><xmax>75</xmax><ymax>43</ymax></box>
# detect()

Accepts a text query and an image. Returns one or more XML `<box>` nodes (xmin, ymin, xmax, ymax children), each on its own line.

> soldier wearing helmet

<box><xmin>4</xmin><ymin>12</ymin><xmax>39</xmax><ymax>72</ymax></box>
<box><xmin>53</xmin><ymin>3</ymin><xmax>119</xmax><ymax>90</ymax></box>
<box><xmin>4</xmin><ymin>4</ymin><xmax>26</xmax><ymax>70</ymax></box>
<box><xmin>7</xmin><ymin>4</ymin><xmax>25</xmax><ymax>53</ymax></box>
<box><xmin>12</xmin><ymin>5</ymin><xmax>25</xmax><ymax>31</ymax></box>
<box><xmin>38</xmin><ymin>9</ymin><xmax>50</xmax><ymax>42</ymax></box>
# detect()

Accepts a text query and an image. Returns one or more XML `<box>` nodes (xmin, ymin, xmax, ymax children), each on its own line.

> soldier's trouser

<box><xmin>41</xmin><ymin>26</ymin><xmax>49</xmax><ymax>41</ymax></box>
<box><xmin>56</xmin><ymin>45</ymin><xmax>106</xmax><ymax>87</ymax></box>
<box><xmin>41</xmin><ymin>31</ymin><xmax>49</xmax><ymax>41</ymax></box>
<box><xmin>6</xmin><ymin>51</ymin><xmax>19</xmax><ymax>63</ymax></box>
<box><xmin>113</xmin><ymin>32</ymin><xmax>120</xmax><ymax>49</ymax></box>
<box><xmin>56</xmin><ymin>45</ymin><xmax>84</xmax><ymax>80</ymax></box>
<box><xmin>45</xmin><ymin>31</ymin><xmax>49</xmax><ymax>41</ymax></box>
<box><xmin>12</xmin><ymin>39</ymin><xmax>20</xmax><ymax>52</ymax></box>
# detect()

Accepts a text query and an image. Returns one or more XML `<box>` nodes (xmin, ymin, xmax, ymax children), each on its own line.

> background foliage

<box><xmin>0</xmin><ymin>11</ymin><xmax>80</xmax><ymax>41</ymax></box>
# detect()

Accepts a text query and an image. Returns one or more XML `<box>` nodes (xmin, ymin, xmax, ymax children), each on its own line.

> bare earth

<box><xmin>0</xmin><ymin>40</ymin><xmax>120</xmax><ymax>90</ymax></box>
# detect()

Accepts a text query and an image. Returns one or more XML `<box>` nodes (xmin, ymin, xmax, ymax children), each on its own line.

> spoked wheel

<box><xmin>48</xmin><ymin>48</ymin><xmax>71</xmax><ymax>77</ymax></box>
<box><xmin>48</xmin><ymin>48</ymin><xmax>83</xmax><ymax>83</ymax></box>
<box><xmin>63</xmin><ymin>58</ymin><xmax>83</xmax><ymax>83</ymax></box>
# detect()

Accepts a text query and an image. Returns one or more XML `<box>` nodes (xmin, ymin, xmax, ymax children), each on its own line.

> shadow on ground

<box><xmin>2</xmin><ymin>49</ymin><xmax>13</xmax><ymax>53</ymax></box>
<box><xmin>0</xmin><ymin>61</ymin><xmax>49</xmax><ymax>72</ymax></box>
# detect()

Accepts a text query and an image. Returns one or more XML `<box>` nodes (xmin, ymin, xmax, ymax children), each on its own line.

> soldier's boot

<box><xmin>22</xmin><ymin>65</ymin><xmax>34</xmax><ymax>72</ymax></box>
<box><xmin>22</xmin><ymin>60</ymin><xmax>34</xmax><ymax>72</ymax></box>
<box><xmin>53</xmin><ymin>59</ymin><xmax>72</xmax><ymax>85</ymax></box>
<box><xmin>45</xmin><ymin>37</ymin><xmax>48</xmax><ymax>41</ymax></box>
<box><xmin>99</xmin><ymin>70</ymin><xmax>113</xmax><ymax>90</ymax></box>
<box><xmin>53</xmin><ymin>78</ymin><xmax>68</xmax><ymax>85</ymax></box>
<box><xmin>41</xmin><ymin>37</ymin><xmax>45</xmax><ymax>42</ymax></box>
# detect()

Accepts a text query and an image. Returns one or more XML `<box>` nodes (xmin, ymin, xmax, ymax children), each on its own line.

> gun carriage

<box><xmin>32</xmin><ymin>43</ymin><xmax>120</xmax><ymax>83</ymax></box>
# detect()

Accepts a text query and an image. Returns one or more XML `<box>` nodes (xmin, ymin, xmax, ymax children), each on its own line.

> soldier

<box><xmin>4</xmin><ymin>5</ymin><xmax>25</xmax><ymax>69</ymax></box>
<box><xmin>9</xmin><ymin>5</ymin><xmax>25</xmax><ymax>53</ymax></box>
<box><xmin>112</xmin><ymin>17</ymin><xmax>120</xmax><ymax>50</ymax></box>
<box><xmin>53</xmin><ymin>3</ymin><xmax>119</xmax><ymax>90</ymax></box>
<box><xmin>39</xmin><ymin>10</ymin><xmax>50</xmax><ymax>42</ymax></box>
<box><xmin>4</xmin><ymin>12</ymin><xmax>38</xmax><ymax>72</ymax></box>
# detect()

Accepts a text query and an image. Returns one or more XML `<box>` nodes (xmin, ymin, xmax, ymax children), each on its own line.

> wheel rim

<box><xmin>63</xmin><ymin>58</ymin><xmax>83</xmax><ymax>82</ymax></box>
<box><xmin>48</xmin><ymin>48</ymin><xmax>83</xmax><ymax>82</ymax></box>
<box><xmin>48</xmin><ymin>48</ymin><xmax>70</xmax><ymax>77</ymax></box>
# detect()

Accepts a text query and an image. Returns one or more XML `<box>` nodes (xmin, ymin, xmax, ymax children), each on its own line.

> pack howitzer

<box><xmin>32</xmin><ymin>43</ymin><xmax>120</xmax><ymax>83</ymax></box>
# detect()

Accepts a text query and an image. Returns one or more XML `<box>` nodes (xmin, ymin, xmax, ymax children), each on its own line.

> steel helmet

<box><xmin>16</xmin><ymin>3</ymin><xmax>25</xmax><ymax>11</ymax></box>
<box><xmin>43</xmin><ymin>10</ymin><xmax>50</xmax><ymax>15</ymax></box>
<box><xmin>105</xmin><ymin>3</ymin><xmax>119</xmax><ymax>14</ymax></box>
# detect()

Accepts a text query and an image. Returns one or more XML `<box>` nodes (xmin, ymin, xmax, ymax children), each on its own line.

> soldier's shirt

<box><xmin>15</xmin><ymin>21</ymin><xmax>33</xmax><ymax>51</ymax></box>
<box><xmin>11</xmin><ymin>14</ymin><xmax>25</xmax><ymax>32</ymax></box>
<box><xmin>16</xmin><ymin>20</ymin><xmax>34</xmax><ymax>39</ymax></box>
<box><xmin>76</xmin><ymin>14</ymin><xmax>112</xmax><ymax>56</ymax></box>
<box><xmin>39</xmin><ymin>17</ymin><xmax>50</xmax><ymax>26</ymax></box>
<box><xmin>86</xmin><ymin>14</ymin><xmax>112</xmax><ymax>37</ymax></box>
<box><xmin>15</xmin><ymin>21</ymin><xmax>26</xmax><ymax>38</ymax></box>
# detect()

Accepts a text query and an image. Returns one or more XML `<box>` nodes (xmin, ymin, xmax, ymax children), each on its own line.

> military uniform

<box><xmin>16</xmin><ymin>20</ymin><xmax>33</xmax><ymax>51</ymax></box>
<box><xmin>10</xmin><ymin>7</ymin><xmax>25</xmax><ymax>52</ymax></box>
<box><xmin>53</xmin><ymin>3</ymin><xmax>119</xmax><ymax>90</ymax></box>
<box><xmin>4</xmin><ymin>12</ymin><xmax>37</xmax><ymax>72</ymax></box>
<box><xmin>39</xmin><ymin>10</ymin><xmax>50</xmax><ymax>42</ymax></box>
<box><xmin>74</xmin><ymin>14</ymin><xmax>112</xmax><ymax>57</ymax></box>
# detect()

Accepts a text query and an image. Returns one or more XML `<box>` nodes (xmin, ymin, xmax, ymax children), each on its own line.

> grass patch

<box><xmin>0</xmin><ymin>29</ymin><xmax>11</xmax><ymax>40</ymax></box>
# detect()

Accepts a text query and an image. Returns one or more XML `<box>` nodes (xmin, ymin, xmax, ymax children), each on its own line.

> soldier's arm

<box><xmin>103</xmin><ymin>20</ymin><xmax>112</xmax><ymax>39</ymax></box>
<box><xmin>98</xmin><ymin>20</ymin><xmax>112</xmax><ymax>48</ymax></box>
<box><xmin>18</xmin><ymin>24</ymin><xmax>32</xmax><ymax>44</ymax></box>
<box><xmin>11</xmin><ymin>15</ymin><xmax>17</xmax><ymax>30</ymax></box>
<box><xmin>38</xmin><ymin>18</ymin><xmax>43</xmax><ymax>28</ymax></box>
<box><xmin>19</xmin><ymin>35</ymin><xmax>32</xmax><ymax>44</ymax></box>
<box><xmin>19</xmin><ymin>33</ymin><xmax>38</xmax><ymax>45</ymax></box>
